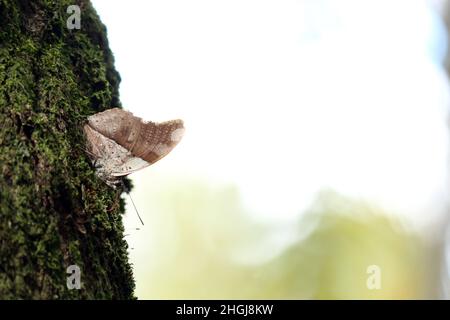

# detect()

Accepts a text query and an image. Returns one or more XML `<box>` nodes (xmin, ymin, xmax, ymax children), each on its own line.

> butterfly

<box><xmin>84</xmin><ymin>108</ymin><xmax>184</xmax><ymax>187</ymax></box>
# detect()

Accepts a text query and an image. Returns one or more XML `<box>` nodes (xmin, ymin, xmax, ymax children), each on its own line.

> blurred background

<box><xmin>92</xmin><ymin>0</ymin><xmax>450</xmax><ymax>299</ymax></box>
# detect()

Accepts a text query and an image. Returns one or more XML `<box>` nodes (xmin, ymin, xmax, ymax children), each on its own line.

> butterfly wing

<box><xmin>110</xmin><ymin>156</ymin><xmax>151</xmax><ymax>177</ymax></box>
<box><xmin>85</xmin><ymin>108</ymin><xmax>184</xmax><ymax>185</ymax></box>
<box><xmin>87</xmin><ymin>108</ymin><xmax>184</xmax><ymax>166</ymax></box>
<box><xmin>133</xmin><ymin>119</ymin><xmax>184</xmax><ymax>165</ymax></box>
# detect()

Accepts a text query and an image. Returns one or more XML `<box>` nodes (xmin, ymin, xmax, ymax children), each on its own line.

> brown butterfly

<box><xmin>84</xmin><ymin>108</ymin><xmax>184</xmax><ymax>187</ymax></box>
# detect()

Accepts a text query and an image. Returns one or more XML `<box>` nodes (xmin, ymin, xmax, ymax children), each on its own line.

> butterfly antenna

<box><xmin>128</xmin><ymin>192</ymin><xmax>144</xmax><ymax>226</ymax></box>
<box><xmin>121</xmin><ymin>180</ymin><xmax>144</xmax><ymax>226</ymax></box>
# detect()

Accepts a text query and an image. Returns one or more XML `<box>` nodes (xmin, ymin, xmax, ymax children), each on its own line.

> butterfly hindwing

<box><xmin>111</xmin><ymin>156</ymin><xmax>151</xmax><ymax>177</ymax></box>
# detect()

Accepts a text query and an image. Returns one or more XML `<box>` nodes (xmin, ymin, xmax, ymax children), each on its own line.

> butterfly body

<box><xmin>84</xmin><ymin>108</ymin><xmax>184</xmax><ymax>187</ymax></box>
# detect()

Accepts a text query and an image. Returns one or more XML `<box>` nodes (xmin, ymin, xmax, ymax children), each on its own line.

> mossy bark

<box><xmin>0</xmin><ymin>0</ymin><xmax>135</xmax><ymax>299</ymax></box>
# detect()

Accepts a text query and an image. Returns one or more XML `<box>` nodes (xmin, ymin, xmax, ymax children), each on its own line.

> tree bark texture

<box><xmin>0</xmin><ymin>0</ymin><xmax>135</xmax><ymax>299</ymax></box>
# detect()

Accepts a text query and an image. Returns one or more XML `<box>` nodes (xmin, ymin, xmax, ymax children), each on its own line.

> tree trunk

<box><xmin>0</xmin><ymin>0</ymin><xmax>135</xmax><ymax>299</ymax></box>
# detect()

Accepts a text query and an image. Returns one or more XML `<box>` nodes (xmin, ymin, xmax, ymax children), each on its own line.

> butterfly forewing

<box><xmin>137</xmin><ymin>119</ymin><xmax>184</xmax><ymax>164</ymax></box>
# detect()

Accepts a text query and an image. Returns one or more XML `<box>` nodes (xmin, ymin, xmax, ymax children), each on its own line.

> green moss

<box><xmin>0</xmin><ymin>0</ymin><xmax>134</xmax><ymax>299</ymax></box>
